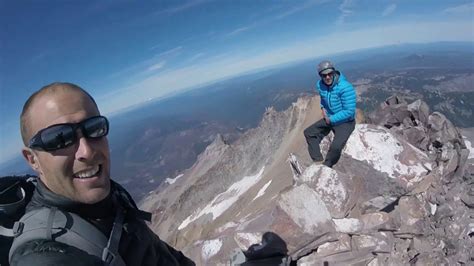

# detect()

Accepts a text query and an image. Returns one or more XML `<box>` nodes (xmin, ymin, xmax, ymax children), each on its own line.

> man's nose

<box><xmin>75</xmin><ymin>130</ymin><xmax>95</xmax><ymax>161</ymax></box>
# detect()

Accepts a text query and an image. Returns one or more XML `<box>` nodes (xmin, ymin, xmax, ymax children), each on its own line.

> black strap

<box><xmin>102</xmin><ymin>206</ymin><xmax>125</xmax><ymax>265</ymax></box>
<box><xmin>113</xmin><ymin>181</ymin><xmax>152</xmax><ymax>222</ymax></box>
<box><xmin>46</xmin><ymin>207</ymin><xmax>57</xmax><ymax>240</ymax></box>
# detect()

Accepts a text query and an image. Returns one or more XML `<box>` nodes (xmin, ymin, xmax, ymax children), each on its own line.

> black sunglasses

<box><xmin>320</xmin><ymin>72</ymin><xmax>334</xmax><ymax>78</ymax></box>
<box><xmin>28</xmin><ymin>116</ymin><xmax>109</xmax><ymax>151</ymax></box>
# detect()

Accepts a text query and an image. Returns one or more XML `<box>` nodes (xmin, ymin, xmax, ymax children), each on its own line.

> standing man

<box><xmin>304</xmin><ymin>60</ymin><xmax>356</xmax><ymax>168</ymax></box>
<box><xmin>11</xmin><ymin>82</ymin><xmax>195</xmax><ymax>265</ymax></box>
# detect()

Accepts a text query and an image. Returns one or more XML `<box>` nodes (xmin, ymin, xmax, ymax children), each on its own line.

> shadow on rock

<box><xmin>232</xmin><ymin>232</ymin><xmax>295</xmax><ymax>266</ymax></box>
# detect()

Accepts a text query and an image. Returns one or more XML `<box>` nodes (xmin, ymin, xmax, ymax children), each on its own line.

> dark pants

<box><xmin>304</xmin><ymin>119</ymin><xmax>355</xmax><ymax>168</ymax></box>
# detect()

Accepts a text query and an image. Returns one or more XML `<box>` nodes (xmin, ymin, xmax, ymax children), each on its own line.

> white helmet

<box><xmin>318</xmin><ymin>60</ymin><xmax>335</xmax><ymax>75</ymax></box>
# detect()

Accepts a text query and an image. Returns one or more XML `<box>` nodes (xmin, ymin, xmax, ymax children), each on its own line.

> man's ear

<box><xmin>22</xmin><ymin>147</ymin><xmax>41</xmax><ymax>174</ymax></box>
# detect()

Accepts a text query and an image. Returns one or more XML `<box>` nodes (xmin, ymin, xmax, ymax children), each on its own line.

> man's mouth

<box><xmin>74</xmin><ymin>165</ymin><xmax>101</xmax><ymax>179</ymax></box>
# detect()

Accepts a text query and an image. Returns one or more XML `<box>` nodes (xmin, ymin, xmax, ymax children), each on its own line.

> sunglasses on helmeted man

<box><xmin>320</xmin><ymin>72</ymin><xmax>334</xmax><ymax>78</ymax></box>
<box><xmin>28</xmin><ymin>116</ymin><xmax>109</xmax><ymax>151</ymax></box>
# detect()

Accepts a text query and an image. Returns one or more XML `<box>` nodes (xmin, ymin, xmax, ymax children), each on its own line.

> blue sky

<box><xmin>0</xmin><ymin>0</ymin><xmax>473</xmax><ymax>165</ymax></box>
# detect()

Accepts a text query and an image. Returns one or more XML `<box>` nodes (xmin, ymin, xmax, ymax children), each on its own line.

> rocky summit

<box><xmin>140</xmin><ymin>95</ymin><xmax>473</xmax><ymax>265</ymax></box>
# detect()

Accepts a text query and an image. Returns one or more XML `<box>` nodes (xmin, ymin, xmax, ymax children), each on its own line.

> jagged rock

<box><xmin>315</xmin><ymin>234</ymin><xmax>351</xmax><ymax>257</ymax></box>
<box><xmin>396</xmin><ymin>196</ymin><xmax>429</xmax><ymax>234</ymax></box>
<box><xmin>407</xmin><ymin>99</ymin><xmax>430</xmax><ymax>127</ymax></box>
<box><xmin>460</xmin><ymin>181</ymin><xmax>474</xmax><ymax>208</ymax></box>
<box><xmin>360</xmin><ymin>212</ymin><xmax>391</xmax><ymax>231</ymax></box>
<box><xmin>290</xmin><ymin>233</ymin><xmax>341</xmax><ymax>261</ymax></box>
<box><xmin>411</xmin><ymin>236</ymin><xmax>435</xmax><ymax>253</ymax></box>
<box><xmin>232</xmin><ymin>184</ymin><xmax>336</xmax><ymax>260</ymax></box>
<box><xmin>393</xmin><ymin>238</ymin><xmax>411</xmax><ymax>260</ymax></box>
<box><xmin>433</xmin><ymin>202</ymin><xmax>455</xmax><ymax>221</ymax></box>
<box><xmin>298</xmin><ymin>249</ymin><xmax>375</xmax><ymax>266</ymax></box>
<box><xmin>333</xmin><ymin>218</ymin><xmax>364</xmax><ymax>234</ymax></box>
<box><xmin>409</xmin><ymin>252</ymin><xmax>452</xmax><ymax>265</ymax></box>
<box><xmin>277</xmin><ymin>185</ymin><xmax>334</xmax><ymax>233</ymax></box>
<box><xmin>428</xmin><ymin>112</ymin><xmax>465</xmax><ymax>149</ymax></box>
<box><xmin>385</xmin><ymin>95</ymin><xmax>407</xmax><ymax>106</ymax></box>
<box><xmin>139</xmin><ymin>95</ymin><xmax>473</xmax><ymax>265</ymax></box>
<box><xmin>188</xmin><ymin>133</ymin><xmax>230</xmax><ymax>178</ymax></box>
<box><xmin>368</xmin><ymin>96</ymin><xmax>469</xmax><ymax>163</ymax></box>
<box><xmin>342</xmin><ymin>124</ymin><xmax>433</xmax><ymax>189</ymax></box>
<box><xmin>333</xmin><ymin>212</ymin><xmax>392</xmax><ymax>234</ymax></box>
<box><xmin>401</xmin><ymin>126</ymin><xmax>430</xmax><ymax>151</ymax></box>
<box><xmin>368</xmin><ymin>95</ymin><xmax>411</xmax><ymax>129</ymax></box>
<box><xmin>367</xmin><ymin>255</ymin><xmax>402</xmax><ymax>266</ymax></box>
<box><xmin>352</xmin><ymin>232</ymin><xmax>393</xmax><ymax>253</ymax></box>
<box><xmin>360</xmin><ymin>196</ymin><xmax>398</xmax><ymax>213</ymax></box>
<box><xmin>300</xmin><ymin>164</ymin><xmax>357</xmax><ymax>218</ymax></box>
<box><xmin>407</xmin><ymin>173</ymin><xmax>436</xmax><ymax>196</ymax></box>
<box><xmin>453</xmin><ymin>148</ymin><xmax>470</xmax><ymax>179</ymax></box>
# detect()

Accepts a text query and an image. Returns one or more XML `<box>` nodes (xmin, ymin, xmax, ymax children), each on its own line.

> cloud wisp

<box><xmin>107</xmin><ymin>46</ymin><xmax>182</xmax><ymax>80</ymax></box>
<box><xmin>225</xmin><ymin>25</ymin><xmax>254</xmax><ymax>37</ymax></box>
<box><xmin>337</xmin><ymin>0</ymin><xmax>356</xmax><ymax>25</ymax></box>
<box><xmin>147</xmin><ymin>61</ymin><xmax>166</xmax><ymax>72</ymax></box>
<box><xmin>153</xmin><ymin>46</ymin><xmax>183</xmax><ymax>57</ymax></box>
<box><xmin>224</xmin><ymin>0</ymin><xmax>326</xmax><ymax>38</ymax></box>
<box><xmin>186</xmin><ymin>52</ymin><xmax>205</xmax><ymax>64</ymax></box>
<box><xmin>382</xmin><ymin>4</ymin><xmax>397</xmax><ymax>17</ymax></box>
<box><xmin>275</xmin><ymin>0</ymin><xmax>327</xmax><ymax>20</ymax></box>
<box><xmin>30</xmin><ymin>51</ymin><xmax>52</xmax><ymax>64</ymax></box>
<box><xmin>99</xmin><ymin>19</ymin><xmax>473</xmax><ymax>116</ymax></box>
<box><xmin>444</xmin><ymin>3</ymin><xmax>474</xmax><ymax>14</ymax></box>
<box><xmin>152</xmin><ymin>0</ymin><xmax>210</xmax><ymax>16</ymax></box>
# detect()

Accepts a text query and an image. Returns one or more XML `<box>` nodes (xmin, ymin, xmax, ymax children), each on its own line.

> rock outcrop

<box><xmin>141</xmin><ymin>95</ymin><xmax>473</xmax><ymax>265</ymax></box>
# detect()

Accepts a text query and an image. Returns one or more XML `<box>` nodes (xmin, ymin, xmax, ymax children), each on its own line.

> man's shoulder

<box><xmin>10</xmin><ymin>239</ymin><xmax>103</xmax><ymax>266</ymax></box>
<box><xmin>335</xmin><ymin>80</ymin><xmax>354</xmax><ymax>93</ymax></box>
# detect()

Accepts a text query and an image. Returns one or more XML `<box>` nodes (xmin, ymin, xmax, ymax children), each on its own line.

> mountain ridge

<box><xmin>140</xmin><ymin>93</ymin><xmax>472</xmax><ymax>264</ymax></box>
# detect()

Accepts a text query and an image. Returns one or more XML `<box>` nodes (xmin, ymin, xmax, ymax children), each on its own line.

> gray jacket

<box><xmin>9</xmin><ymin>180</ymin><xmax>195</xmax><ymax>266</ymax></box>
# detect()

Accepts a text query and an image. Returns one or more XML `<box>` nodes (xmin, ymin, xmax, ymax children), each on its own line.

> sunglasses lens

<box><xmin>83</xmin><ymin>116</ymin><xmax>108</xmax><ymax>138</ymax></box>
<box><xmin>30</xmin><ymin>116</ymin><xmax>109</xmax><ymax>151</ymax></box>
<box><xmin>321</xmin><ymin>72</ymin><xmax>333</xmax><ymax>77</ymax></box>
<box><xmin>40</xmin><ymin>125</ymin><xmax>75</xmax><ymax>150</ymax></box>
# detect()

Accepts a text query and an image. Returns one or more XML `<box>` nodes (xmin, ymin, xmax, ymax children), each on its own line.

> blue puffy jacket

<box><xmin>317</xmin><ymin>71</ymin><xmax>356</xmax><ymax>126</ymax></box>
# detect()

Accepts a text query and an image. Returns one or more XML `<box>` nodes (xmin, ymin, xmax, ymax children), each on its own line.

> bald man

<box><xmin>10</xmin><ymin>83</ymin><xmax>194</xmax><ymax>265</ymax></box>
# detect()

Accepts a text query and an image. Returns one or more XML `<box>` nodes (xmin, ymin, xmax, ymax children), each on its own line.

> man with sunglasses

<box><xmin>10</xmin><ymin>82</ymin><xmax>194</xmax><ymax>265</ymax></box>
<box><xmin>304</xmin><ymin>60</ymin><xmax>356</xmax><ymax>168</ymax></box>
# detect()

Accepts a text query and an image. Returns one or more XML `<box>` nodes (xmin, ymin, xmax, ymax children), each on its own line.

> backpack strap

<box><xmin>102</xmin><ymin>205</ymin><xmax>125</xmax><ymax>265</ymax></box>
<box><xmin>0</xmin><ymin>225</ymin><xmax>15</xmax><ymax>237</ymax></box>
<box><xmin>9</xmin><ymin>207</ymin><xmax>126</xmax><ymax>266</ymax></box>
<box><xmin>112</xmin><ymin>181</ymin><xmax>151</xmax><ymax>222</ymax></box>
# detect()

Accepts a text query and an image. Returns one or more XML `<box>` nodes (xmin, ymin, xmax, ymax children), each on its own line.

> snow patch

<box><xmin>429</xmin><ymin>203</ymin><xmax>437</xmax><ymax>215</ymax></box>
<box><xmin>253</xmin><ymin>180</ymin><xmax>272</xmax><ymax>200</ymax></box>
<box><xmin>179</xmin><ymin>167</ymin><xmax>265</xmax><ymax>230</ymax></box>
<box><xmin>345</xmin><ymin>124</ymin><xmax>428</xmax><ymax>178</ymax></box>
<box><xmin>218</xmin><ymin>221</ymin><xmax>238</xmax><ymax>233</ymax></box>
<box><xmin>333</xmin><ymin>218</ymin><xmax>363</xmax><ymax>233</ymax></box>
<box><xmin>165</xmin><ymin>174</ymin><xmax>184</xmax><ymax>185</ymax></box>
<box><xmin>468</xmin><ymin>223</ymin><xmax>474</xmax><ymax>235</ymax></box>
<box><xmin>462</xmin><ymin>136</ymin><xmax>474</xmax><ymax>159</ymax></box>
<box><xmin>201</xmin><ymin>239</ymin><xmax>223</xmax><ymax>261</ymax></box>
